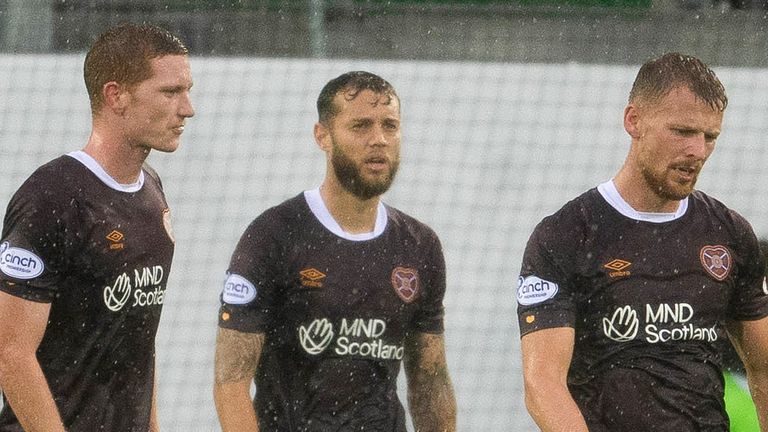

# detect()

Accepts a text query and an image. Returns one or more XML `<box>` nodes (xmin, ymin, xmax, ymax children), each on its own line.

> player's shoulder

<box><xmin>522</xmin><ymin>188</ymin><xmax>605</xmax><ymax>258</ymax></box>
<box><xmin>689</xmin><ymin>190</ymin><xmax>755</xmax><ymax>234</ymax></box>
<box><xmin>26</xmin><ymin>154</ymin><xmax>83</xmax><ymax>184</ymax></box>
<box><xmin>384</xmin><ymin>204</ymin><xmax>441</xmax><ymax>244</ymax></box>
<box><xmin>243</xmin><ymin>193</ymin><xmax>308</xmax><ymax>233</ymax></box>
<box><xmin>266</xmin><ymin>193</ymin><xmax>308</xmax><ymax>220</ymax></box>
<box><xmin>536</xmin><ymin>188</ymin><xmax>602</xmax><ymax>233</ymax></box>
<box><xmin>12</xmin><ymin>155</ymin><xmax>85</xmax><ymax>205</ymax></box>
<box><xmin>690</xmin><ymin>190</ymin><xmax>740</xmax><ymax>216</ymax></box>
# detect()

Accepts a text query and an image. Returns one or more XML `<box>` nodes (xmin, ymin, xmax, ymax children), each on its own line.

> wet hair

<box><xmin>317</xmin><ymin>71</ymin><xmax>399</xmax><ymax>124</ymax></box>
<box><xmin>629</xmin><ymin>52</ymin><xmax>727</xmax><ymax>111</ymax></box>
<box><xmin>84</xmin><ymin>22</ymin><xmax>188</xmax><ymax>113</ymax></box>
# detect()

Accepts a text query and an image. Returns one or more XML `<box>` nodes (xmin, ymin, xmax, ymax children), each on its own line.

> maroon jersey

<box><xmin>0</xmin><ymin>152</ymin><xmax>175</xmax><ymax>431</ymax></box>
<box><xmin>219</xmin><ymin>189</ymin><xmax>446</xmax><ymax>432</ymax></box>
<box><xmin>517</xmin><ymin>181</ymin><xmax>768</xmax><ymax>431</ymax></box>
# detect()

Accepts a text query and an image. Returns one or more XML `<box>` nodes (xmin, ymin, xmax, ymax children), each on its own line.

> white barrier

<box><xmin>2</xmin><ymin>54</ymin><xmax>767</xmax><ymax>431</ymax></box>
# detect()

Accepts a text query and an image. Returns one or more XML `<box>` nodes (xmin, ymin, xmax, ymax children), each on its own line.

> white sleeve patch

<box><xmin>222</xmin><ymin>273</ymin><xmax>257</xmax><ymax>305</ymax></box>
<box><xmin>517</xmin><ymin>275</ymin><xmax>559</xmax><ymax>305</ymax></box>
<box><xmin>0</xmin><ymin>242</ymin><xmax>45</xmax><ymax>279</ymax></box>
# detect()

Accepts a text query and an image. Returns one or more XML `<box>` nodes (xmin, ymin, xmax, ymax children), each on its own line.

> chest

<box><xmin>267</xmin><ymin>235</ymin><xmax>430</xmax><ymax>361</ymax></box>
<box><xmin>571</xmin><ymin>221</ymin><xmax>742</xmax><ymax>346</ymax></box>
<box><xmin>579</xmin><ymin>222</ymin><xmax>735</xmax><ymax>308</ymax></box>
<box><xmin>64</xmin><ymin>187</ymin><xmax>175</xmax><ymax>314</ymax></box>
<box><xmin>283</xmin><ymin>239</ymin><xmax>424</xmax><ymax>319</ymax></box>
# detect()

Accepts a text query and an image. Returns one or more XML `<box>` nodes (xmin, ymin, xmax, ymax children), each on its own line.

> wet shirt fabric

<box><xmin>517</xmin><ymin>181</ymin><xmax>768</xmax><ymax>432</ymax></box>
<box><xmin>0</xmin><ymin>152</ymin><xmax>175</xmax><ymax>431</ymax></box>
<box><xmin>219</xmin><ymin>190</ymin><xmax>446</xmax><ymax>432</ymax></box>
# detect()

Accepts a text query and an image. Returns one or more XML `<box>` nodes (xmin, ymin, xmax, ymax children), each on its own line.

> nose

<box><xmin>685</xmin><ymin>133</ymin><xmax>709</xmax><ymax>160</ymax></box>
<box><xmin>180</xmin><ymin>91</ymin><xmax>195</xmax><ymax>118</ymax></box>
<box><xmin>369</xmin><ymin>125</ymin><xmax>389</xmax><ymax>147</ymax></box>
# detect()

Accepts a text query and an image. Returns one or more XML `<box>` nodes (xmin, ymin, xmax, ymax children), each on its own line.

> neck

<box><xmin>319</xmin><ymin>180</ymin><xmax>380</xmax><ymax>234</ymax></box>
<box><xmin>83</xmin><ymin>124</ymin><xmax>148</xmax><ymax>184</ymax></box>
<box><xmin>613</xmin><ymin>166</ymin><xmax>680</xmax><ymax>213</ymax></box>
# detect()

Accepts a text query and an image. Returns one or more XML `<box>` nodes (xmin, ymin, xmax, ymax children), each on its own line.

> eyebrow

<box><xmin>669</xmin><ymin>123</ymin><xmax>720</xmax><ymax>136</ymax></box>
<box><xmin>160</xmin><ymin>82</ymin><xmax>193</xmax><ymax>91</ymax></box>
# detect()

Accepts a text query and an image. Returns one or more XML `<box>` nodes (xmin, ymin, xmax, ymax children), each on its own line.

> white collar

<box><xmin>304</xmin><ymin>188</ymin><xmax>388</xmax><ymax>241</ymax></box>
<box><xmin>67</xmin><ymin>150</ymin><xmax>145</xmax><ymax>193</ymax></box>
<box><xmin>597</xmin><ymin>179</ymin><xmax>688</xmax><ymax>223</ymax></box>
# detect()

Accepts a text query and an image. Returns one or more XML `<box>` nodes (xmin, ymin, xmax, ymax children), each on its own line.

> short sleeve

<box><xmin>218</xmin><ymin>209</ymin><xmax>284</xmax><ymax>333</ymax></box>
<box><xmin>727</xmin><ymin>211</ymin><xmax>768</xmax><ymax>321</ymax></box>
<box><xmin>411</xmin><ymin>232</ymin><xmax>446</xmax><ymax>334</ymax></box>
<box><xmin>0</xmin><ymin>173</ymin><xmax>76</xmax><ymax>302</ymax></box>
<box><xmin>516</xmin><ymin>215</ymin><xmax>581</xmax><ymax>337</ymax></box>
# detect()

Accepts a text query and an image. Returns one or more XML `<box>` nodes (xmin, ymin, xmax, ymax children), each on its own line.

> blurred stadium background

<box><xmin>3</xmin><ymin>1</ymin><xmax>768</xmax><ymax>430</ymax></box>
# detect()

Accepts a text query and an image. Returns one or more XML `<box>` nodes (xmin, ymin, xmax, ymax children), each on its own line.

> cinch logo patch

<box><xmin>604</xmin><ymin>259</ymin><xmax>631</xmax><ymax>278</ymax></box>
<box><xmin>700</xmin><ymin>245</ymin><xmax>731</xmax><ymax>281</ymax></box>
<box><xmin>517</xmin><ymin>275</ymin><xmax>558</xmax><ymax>305</ymax></box>
<box><xmin>222</xmin><ymin>273</ymin><xmax>257</xmax><ymax>304</ymax></box>
<box><xmin>0</xmin><ymin>241</ymin><xmax>44</xmax><ymax>279</ymax></box>
<box><xmin>300</xmin><ymin>268</ymin><xmax>326</xmax><ymax>288</ymax></box>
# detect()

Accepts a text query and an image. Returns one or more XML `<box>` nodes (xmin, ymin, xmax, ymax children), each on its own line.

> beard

<box><xmin>331</xmin><ymin>141</ymin><xmax>400</xmax><ymax>200</ymax></box>
<box><xmin>641</xmin><ymin>164</ymin><xmax>699</xmax><ymax>201</ymax></box>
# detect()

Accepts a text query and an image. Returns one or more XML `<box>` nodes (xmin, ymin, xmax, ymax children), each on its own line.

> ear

<box><xmin>314</xmin><ymin>122</ymin><xmax>332</xmax><ymax>152</ymax></box>
<box><xmin>623</xmin><ymin>103</ymin><xmax>642</xmax><ymax>139</ymax></box>
<box><xmin>102</xmin><ymin>81</ymin><xmax>130</xmax><ymax>115</ymax></box>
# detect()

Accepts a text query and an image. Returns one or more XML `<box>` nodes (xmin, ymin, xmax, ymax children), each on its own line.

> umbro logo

<box><xmin>300</xmin><ymin>268</ymin><xmax>326</xmax><ymax>288</ymax></box>
<box><xmin>106</xmin><ymin>230</ymin><xmax>124</xmax><ymax>251</ymax></box>
<box><xmin>604</xmin><ymin>259</ymin><xmax>631</xmax><ymax>278</ymax></box>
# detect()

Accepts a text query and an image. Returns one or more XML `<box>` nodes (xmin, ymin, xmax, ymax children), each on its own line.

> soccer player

<box><xmin>213</xmin><ymin>71</ymin><xmax>457</xmax><ymax>432</ymax></box>
<box><xmin>0</xmin><ymin>23</ymin><xmax>194</xmax><ymax>431</ymax></box>
<box><xmin>517</xmin><ymin>53</ymin><xmax>768</xmax><ymax>431</ymax></box>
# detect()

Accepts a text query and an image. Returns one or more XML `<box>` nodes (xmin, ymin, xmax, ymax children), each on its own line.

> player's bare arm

<box><xmin>521</xmin><ymin>327</ymin><xmax>589</xmax><ymax>432</ymax></box>
<box><xmin>403</xmin><ymin>332</ymin><xmax>457</xmax><ymax>432</ymax></box>
<box><xmin>0</xmin><ymin>289</ymin><xmax>66</xmax><ymax>432</ymax></box>
<box><xmin>150</xmin><ymin>358</ymin><xmax>160</xmax><ymax>432</ymax></box>
<box><xmin>214</xmin><ymin>327</ymin><xmax>264</xmax><ymax>432</ymax></box>
<box><xmin>727</xmin><ymin>316</ymin><xmax>768</xmax><ymax>431</ymax></box>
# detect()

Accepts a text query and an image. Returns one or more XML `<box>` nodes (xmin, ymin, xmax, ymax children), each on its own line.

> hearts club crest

<box><xmin>391</xmin><ymin>267</ymin><xmax>419</xmax><ymax>303</ymax></box>
<box><xmin>699</xmin><ymin>245</ymin><xmax>731</xmax><ymax>281</ymax></box>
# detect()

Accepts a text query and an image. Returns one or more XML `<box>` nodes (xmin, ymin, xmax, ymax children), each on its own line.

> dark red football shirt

<box><xmin>219</xmin><ymin>190</ymin><xmax>446</xmax><ymax>432</ymax></box>
<box><xmin>518</xmin><ymin>183</ymin><xmax>768</xmax><ymax>431</ymax></box>
<box><xmin>0</xmin><ymin>153</ymin><xmax>175</xmax><ymax>431</ymax></box>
